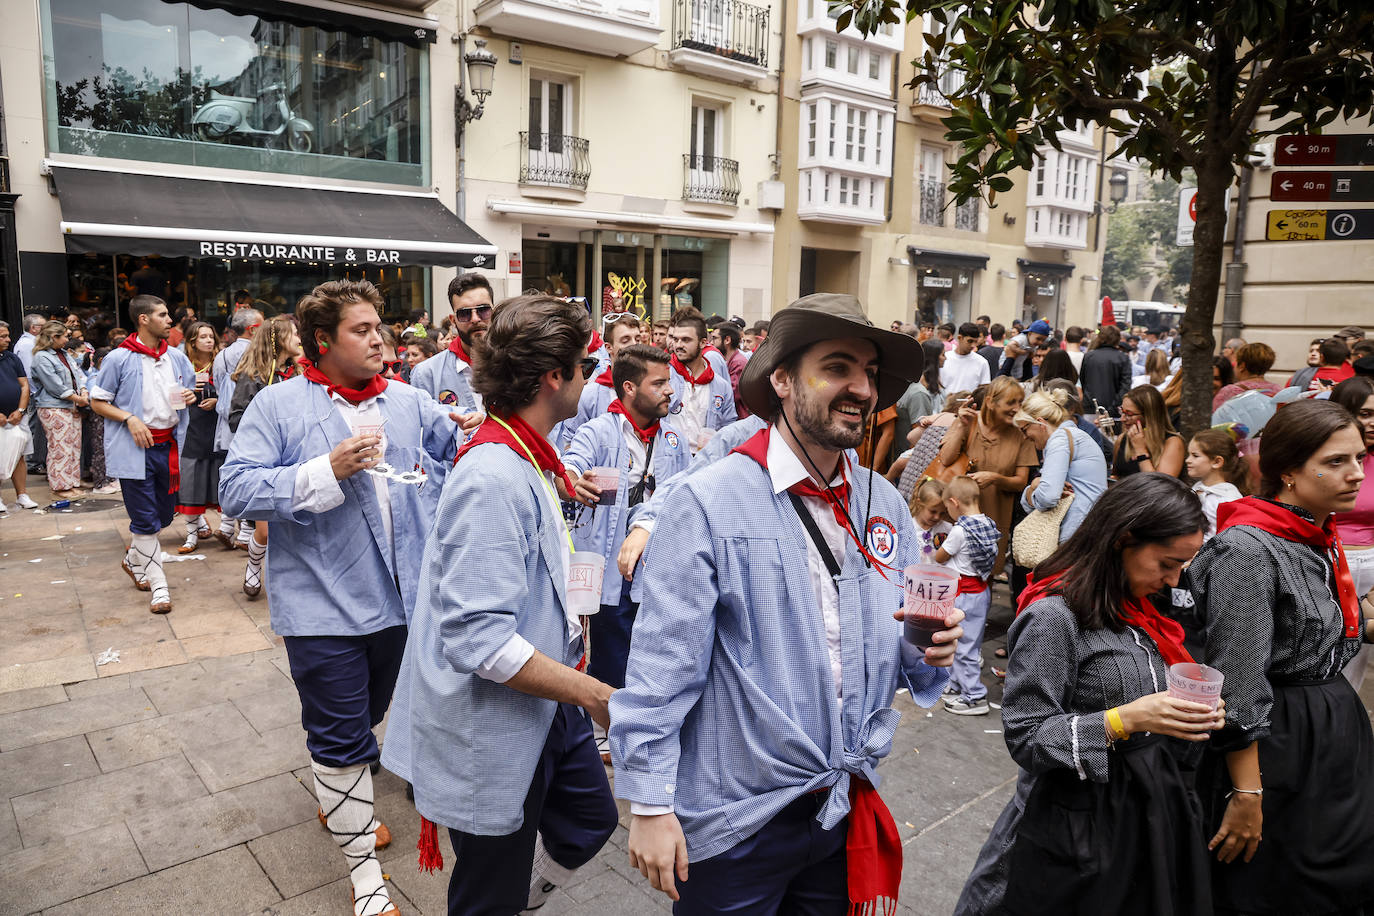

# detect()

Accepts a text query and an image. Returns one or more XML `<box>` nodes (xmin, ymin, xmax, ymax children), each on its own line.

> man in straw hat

<box><xmin>608</xmin><ymin>293</ymin><xmax>964</xmax><ymax>914</ymax></box>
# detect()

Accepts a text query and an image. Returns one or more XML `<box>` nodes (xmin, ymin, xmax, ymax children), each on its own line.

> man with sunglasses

<box><xmin>410</xmin><ymin>273</ymin><xmax>491</xmax><ymax>415</ymax></box>
<box><xmin>555</xmin><ymin>312</ymin><xmax>641</xmax><ymax>449</ymax></box>
<box><xmin>561</xmin><ymin>344</ymin><xmax>691</xmax><ymax>761</ymax></box>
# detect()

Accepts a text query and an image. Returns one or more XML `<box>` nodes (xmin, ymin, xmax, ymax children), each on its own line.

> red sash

<box><xmin>149</xmin><ymin>426</ymin><xmax>179</xmax><ymax>494</ymax></box>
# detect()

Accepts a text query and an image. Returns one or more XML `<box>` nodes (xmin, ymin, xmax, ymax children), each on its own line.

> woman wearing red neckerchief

<box><xmin>1190</xmin><ymin>399</ymin><xmax>1374</xmax><ymax>915</ymax></box>
<box><xmin>958</xmin><ymin>474</ymin><xmax>1223</xmax><ymax>916</ymax></box>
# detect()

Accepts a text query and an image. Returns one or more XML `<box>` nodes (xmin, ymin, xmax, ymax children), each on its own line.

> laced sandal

<box><xmin>318</xmin><ymin>808</ymin><xmax>391</xmax><ymax>850</ymax></box>
<box><xmin>121</xmin><ymin>557</ymin><xmax>151</xmax><ymax>592</ymax></box>
<box><xmin>149</xmin><ymin>583</ymin><xmax>172</xmax><ymax>614</ymax></box>
<box><xmin>178</xmin><ymin>531</ymin><xmax>200</xmax><ymax>555</ymax></box>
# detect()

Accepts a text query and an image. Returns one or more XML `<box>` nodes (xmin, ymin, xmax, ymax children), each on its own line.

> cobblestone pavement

<box><xmin>3</xmin><ymin>478</ymin><xmax>1368</xmax><ymax>915</ymax></box>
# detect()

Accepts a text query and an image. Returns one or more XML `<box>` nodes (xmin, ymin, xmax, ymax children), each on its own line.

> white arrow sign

<box><xmin>1285</xmin><ymin>143</ymin><xmax>1298</xmax><ymax>155</ymax></box>
<box><xmin>1281</xmin><ymin>179</ymin><xmax>1293</xmax><ymax>191</ymax></box>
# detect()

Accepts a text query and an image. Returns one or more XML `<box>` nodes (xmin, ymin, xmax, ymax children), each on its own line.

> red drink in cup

<box><xmin>1167</xmin><ymin>662</ymin><xmax>1224</xmax><ymax>709</ymax></box>
<box><xmin>588</xmin><ymin>467</ymin><xmax>621</xmax><ymax>505</ymax></box>
<box><xmin>902</xmin><ymin>563</ymin><xmax>958</xmax><ymax>650</ymax></box>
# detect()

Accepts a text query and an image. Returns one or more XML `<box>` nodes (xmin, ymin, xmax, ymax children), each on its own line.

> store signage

<box><xmin>509</xmin><ymin>252</ymin><xmax>522</xmax><ymax>275</ymax></box>
<box><xmin>198</xmin><ymin>241</ymin><xmax>403</xmax><ymax>263</ymax></box>
<box><xmin>922</xmin><ymin>276</ymin><xmax>954</xmax><ymax>288</ymax></box>
<box><xmin>1036</xmin><ymin>286</ymin><xmax>1056</xmax><ymax>296</ymax></box>
<box><xmin>1270</xmin><ymin>171</ymin><xmax>1374</xmax><ymax>202</ymax></box>
<box><xmin>1275</xmin><ymin>134</ymin><xmax>1374</xmax><ymax>166</ymax></box>
<box><xmin>1267</xmin><ymin>209</ymin><xmax>1374</xmax><ymax>241</ymax></box>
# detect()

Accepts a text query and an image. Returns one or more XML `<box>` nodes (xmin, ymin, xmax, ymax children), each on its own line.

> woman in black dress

<box><xmin>1190</xmin><ymin>398</ymin><xmax>1374</xmax><ymax>915</ymax></box>
<box><xmin>174</xmin><ymin>322</ymin><xmax>223</xmax><ymax>553</ymax></box>
<box><xmin>956</xmin><ymin>473</ymin><xmax>1224</xmax><ymax>916</ymax></box>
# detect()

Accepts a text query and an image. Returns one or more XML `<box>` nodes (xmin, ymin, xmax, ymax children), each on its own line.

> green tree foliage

<box><xmin>1103</xmin><ymin>174</ymin><xmax>1192</xmax><ymax>302</ymax></box>
<box><xmin>844</xmin><ymin>0</ymin><xmax>1374</xmax><ymax>435</ymax></box>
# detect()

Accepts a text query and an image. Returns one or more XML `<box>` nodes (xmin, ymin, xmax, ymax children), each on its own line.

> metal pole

<box><xmin>1220</xmin><ymin>165</ymin><xmax>1252</xmax><ymax>347</ymax></box>
<box><xmin>651</xmin><ymin>233</ymin><xmax>663</xmax><ymax>322</ymax></box>
<box><xmin>590</xmin><ymin>230</ymin><xmax>603</xmax><ymax>325</ymax></box>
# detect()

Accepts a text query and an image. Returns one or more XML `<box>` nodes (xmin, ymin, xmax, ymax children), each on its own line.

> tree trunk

<box><xmin>1177</xmin><ymin>149</ymin><xmax>1236</xmax><ymax>441</ymax></box>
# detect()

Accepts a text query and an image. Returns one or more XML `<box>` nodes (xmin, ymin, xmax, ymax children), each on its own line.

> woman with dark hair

<box><xmin>1190</xmin><ymin>398</ymin><xmax>1374</xmax><ymax>915</ymax></box>
<box><xmin>1332</xmin><ymin>376</ymin><xmax>1374</xmax><ymax>689</ymax></box>
<box><xmin>1079</xmin><ymin>324</ymin><xmax>1133</xmax><ymax>415</ymax></box>
<box><xmin>173</xmin><ymin>321</ymin><xmax>223</xmax><ymax>553</ymax></box>
<box><xmin>1030</xmin><ymin>347</ymin><xmax>1078</xmax><ymax>392</ymax></box>
<box><xmin>956</xmin><ymin>473</ymin><xmax>1222</xmax><ymax>916</ymax></box>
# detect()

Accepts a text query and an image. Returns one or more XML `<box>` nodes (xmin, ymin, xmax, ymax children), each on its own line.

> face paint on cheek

<box><xmin>805</xmin><ymin>376</ymin><xmax>830</xmax><ymax>390</ymax></box>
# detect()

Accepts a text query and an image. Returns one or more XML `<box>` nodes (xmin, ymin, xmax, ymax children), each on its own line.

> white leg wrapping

<box><xmin>523</xmin><ymin>832</ymin><xmax>577</xmax><ymax>912</ymax></box>
<box><xmin>218</xmin><ymin>515</ymin><xmax>236</xmax><ymax>536</ymax></box>
<box><xmin>132</xmin><ymin>533</ymin><xmax>168</xmax><ymax>608</ymax></box>
<box><xmin>312</xmin><ymin>761</ymin><xmax>392</xmax><ymax>916</ymax></box>
<box><xmin>244</xmin><ymin>535</ymin><xmax>266</xmax><ymax>591</ymax></box>
<box><xmin>236</xmin><ymin>518</ymin><xmax>254</xmax><ymax>546</ymax></box>
<box><xmin>180</xmin><ymin>514</ymin><xmax>202</xmax><ymax>552</ymax></box>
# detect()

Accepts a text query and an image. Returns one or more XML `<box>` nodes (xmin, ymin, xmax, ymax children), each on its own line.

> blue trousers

<box><xmin>283</xmin><ymin>625</ymin><xmax>407</xmax><ymax>767</ymax></box>
<box><xmin>674</xmin><ymin>793</ymin><xmax>848</xmax><ymax>915</ymax></box>
<box><xmin>587</xmin><ymin>578</ymin><xmax>637</xmax><ymax>689</ymax></box>
<box><xmin>447</xmin><ymin>703</ymin><xmax>618</xmax><ymax>916</ymax></box>
<box><xmin>951</xmin><ymin>587</ymin><xmax>992</xmax><ymax>702</ymax></box>
<box><xmin>119</xmin><ymin>441</ymin><xmax>174</xmax><ymax>534</ymax></box>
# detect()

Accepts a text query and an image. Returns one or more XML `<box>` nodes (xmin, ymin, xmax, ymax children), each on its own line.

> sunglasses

<box><xmin>602</xmin><ymin>311</ymin><xmax>636</xmax><ymax>326</ymax></box>
<box><xmin>382</xmin><ymin>360</ymin><xmax>405</xmax><ymax>374</ymax></box>
<box><xmin>454</xmin><ymin>305</ymin><xmax>493</xmax><ymax>322</ymax></box>
<box><xmin>577</xmin><ymin>357</ymin><xmax>599</xmax><ymax>380</ymax></box>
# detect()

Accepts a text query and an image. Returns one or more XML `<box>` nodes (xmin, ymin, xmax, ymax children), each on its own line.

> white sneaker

<box><xmin>0</xmin><ymin>499</ymin><xmax>7</xmax><ymax>515</ymax></box>
<box><xmin>14</xmin><ymin>494</ymin><xmax>38</xmax><ymax>509</ymax></box>
<box><xmin>93</xmin><ymin>482</ymin><xmax>120</xmax><ymax>495</ymax></box>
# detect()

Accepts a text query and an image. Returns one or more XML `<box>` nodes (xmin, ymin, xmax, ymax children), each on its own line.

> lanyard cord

<box><xmin>490</xmin><ymin>414</ymin><xmax>576</xmax><ymax>554</ymax></box>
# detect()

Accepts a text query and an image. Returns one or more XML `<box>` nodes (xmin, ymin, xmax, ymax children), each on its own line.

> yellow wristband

<box><xmin>1106</xmin><ymin>707</ymin><xmax>1129</xmax><ymax>742</ymax></box>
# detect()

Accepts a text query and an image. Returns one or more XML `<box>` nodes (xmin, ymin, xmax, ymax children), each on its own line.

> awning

<box><xmin>188</xmin><ymin>0</ymin><xmax>439</xmax><ymax>46</ymax></box>
<box><xmin>906</xmin><ymin>246</ymin><xmax>989</xmax><ymax>270</ymax></box>
<box><xmin>1016</xmin><ymin>258</ymin><xmax>1074</xmax><ymax>276</ymax></box>
<box><xmin>53</xmin><ymin>166</ymin><xmax>497</xmax><ymax>269</ymax></box>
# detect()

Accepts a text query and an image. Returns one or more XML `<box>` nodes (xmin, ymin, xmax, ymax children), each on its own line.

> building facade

<box><xmin>455</xmin><ymin>0</ymin><xmax>781</xmax><ymax>323</ymax></box>
<box><xmin>1</xmin><ymin>0</ymin><xmax>492</xmax><ymax>329</ymax></box>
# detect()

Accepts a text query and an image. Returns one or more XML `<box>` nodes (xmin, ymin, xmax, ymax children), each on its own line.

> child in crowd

<box><xmin>1185</xmin><ymin>425</ymin><xmax>1248</xmax><ymax>540</ymax></box>
<box><xmin>935</xmin><ymin>476</ymin><xmax>1001</xmax><ymax>716</ymax></box>
<box><xmin>908</xmin><ymin>476</ymin><xmax>953</xmax><ymax>563</ymax></box>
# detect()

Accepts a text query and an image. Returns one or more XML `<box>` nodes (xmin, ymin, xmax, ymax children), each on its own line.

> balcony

<box><xmin>911</xmin><ymin>70</ymin><xmax>963</xmax><ymax>122</ymax></box>
<box><xmin>798</xmin><ymin>167</ymin><xmax>886</xmax><ymax>225</ymax></box>
<box><xmin>682</xmin><ymin>154</ymin><xmax>741</xmax><ymax>214</ymax></box>
<box><xmin>668</xmin><ymin>0</ymin><xmax>771</xmax><ymax>83</ymax></box>
<box><xmin>918</xmin><ymin>177</ymin><xmax>944</xmax><ymax>226</ymax></box>
<box><xmin>519</xmin><ymin>132</ymin><xmax>591</xmax><ymax>201</ymax></box>
<box><xmin>474</xmin><ymin>0</ymin><xmax>662</xmax><ymax>58</ymax></box>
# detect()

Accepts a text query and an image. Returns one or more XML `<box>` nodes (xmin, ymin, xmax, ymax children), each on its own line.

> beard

<box><xmin>458</xmin><ymin>322</ymin><xmax>488</xmax><ymax>347</ymax></box>
<box><xmin>791</xmin><ymin>386</ymin><xmax>871</xmax><ymax>450</ymax></box>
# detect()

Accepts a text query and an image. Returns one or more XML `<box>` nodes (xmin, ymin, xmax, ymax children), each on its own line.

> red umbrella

<box><xmin>1099</xmin><ymin>295</ymin><xmax>1117</xmax><ymax>327</ymax></box>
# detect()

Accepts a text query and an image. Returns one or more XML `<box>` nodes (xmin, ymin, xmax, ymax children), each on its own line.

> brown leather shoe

<box><xmin>149</xmin><ymin>598</ymin><xmax>172</xmax><ymax>614</ymax></box>
<box><xmin>318</xmin><ymin>808</ymin><xmax>391</xmax><ymax>850</ymax></box>
<box><xmin>121</xmin><ymin>558</ymin><xmax>150</xmax><ymax>591</ymax></box>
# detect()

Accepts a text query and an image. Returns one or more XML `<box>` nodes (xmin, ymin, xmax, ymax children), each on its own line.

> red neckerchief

<box><xmin>296</xmin><ymin>357</ymin><xmax>388</xmax><ymax>405</ymax></box>
<box><xmin>455</xmin><ymin>411</ymin><xmax>577</xmax><ymax>494</ymax></box>
<box><xmin>588</xmin><ymin>329</ymin><xmax>604</xmax><ymax>354</ymax></box>
<box><xmin>847</xmin><ymin>778</ymin><xmax>902</xmax><ymax>916</ymax></box>
<box><xmin>594</xmin><ymin>367</ymin><xmax>615</xmax><ymax>389</ymax></box>
<box><xmin>448</xmin><ymin>335</ymin><xmax>471</xmax><ymax>365</ymax></box>
<box><xmin>607</xmin><ymin>399</ymin><xmax>660</xmax><ymax>444</ymax></box>
<box><xmin>1218</xmin><ymin>497</ymin><xmax>1362</xmax><ymax>638</ymax></box>
<box><xmin>1015</xmin><ymin>571</ymin><xmax>1194</xmax><ymax>664</ymax></box>
<box><xmin>120</xmin><ymin>335</ymin><xmax>168</xmax><ymax>360</ymax></box>
<box><xmin>670</xmin><ymin>354</ymin><xmax>715</xmax><ymax>386</ymax></box>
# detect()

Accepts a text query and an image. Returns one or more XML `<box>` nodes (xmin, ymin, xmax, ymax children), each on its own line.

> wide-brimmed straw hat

<box><xmin>738</xmin><ymin>293</ymin><xmax>924</xmax><ymax>417</ymax></box>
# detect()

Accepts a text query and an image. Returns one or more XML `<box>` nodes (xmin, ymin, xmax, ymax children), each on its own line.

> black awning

<box><xmin>907</xmin><ymin>247</ymin><xmax>990</xmax><ymax>270</ymax></box>
<box><xmin>53</xmin><ymin>167</ymin><xmax>497</xmax><ymax>269</ymax></box>
<box><xmin>1016</xmin><ymin>258</ymin><xmax>1075</xmax><ymax>276</ymax></box>
<box><xmin>187</xmin><ymin>1</ymin><xmax>438</xmax><ymax>46</ymax></box>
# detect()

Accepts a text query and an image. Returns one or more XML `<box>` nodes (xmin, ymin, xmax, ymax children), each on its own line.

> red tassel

<box><xmin>417</xmin><ymin>816</ymin><xmax>443</xmax><ymax>873</ymax></box>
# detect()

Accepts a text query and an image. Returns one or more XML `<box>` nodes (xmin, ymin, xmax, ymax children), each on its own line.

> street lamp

<box><xmin>457</xmin><ymin>37</ymin><xmax>497</xmax><ymax>127</ymax></box>
<box><xmin>1108</xmin><ymin>167</ymin><xmax>1129</xmax><ymax>207</ymax></box>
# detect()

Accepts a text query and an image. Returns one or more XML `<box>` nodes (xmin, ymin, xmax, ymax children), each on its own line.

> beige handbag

<box><xmin>1011</xmin><ymin>430</ymin><xmax>1076</xmax><ymax>568</ymax></box>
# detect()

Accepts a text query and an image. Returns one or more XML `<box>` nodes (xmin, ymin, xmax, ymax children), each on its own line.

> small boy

<box><xmin>933</xmin><ymin>476</ymin><xmax>1000</xmax><ymax>716</ymax></box>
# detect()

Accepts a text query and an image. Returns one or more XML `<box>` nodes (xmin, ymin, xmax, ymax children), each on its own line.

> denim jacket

<box><xmin>29</xmin><ymin>349</ymin><xmax>87</xmax><ymax>409</ymax></box>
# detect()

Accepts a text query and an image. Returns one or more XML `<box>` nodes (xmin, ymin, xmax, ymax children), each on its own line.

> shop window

<box><xmin>43</xmin><ymin>0</ymin><xmax>430</xmax><ymax>185</ymax></box>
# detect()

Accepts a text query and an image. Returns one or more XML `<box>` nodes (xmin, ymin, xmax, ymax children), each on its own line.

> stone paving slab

<box><xmin>0</xmin><ymin>684</ymin><xmax>66</xmax><ymax>716</ymax></box>
<box><xmin>0</xmin><ymin>734</ymin><xmax>101</xmax><ymax>799</ymax></box>
<box><xmin>184</xmin><ymin>723</ymin><xmax>311</xmax><ymax>793</ymax></box>
<box><xmin>139</xmin><ymin>656</ymin><xmax>292</xmax><ymax>716</ymax></box>
<box><xmin>0</xmin><ymin>802</ymin><xmax>19</xmax><ymax>855</ymax></box>
<box><xmin>86</xmin><ymin>700</ymin><xmax>259</xmax><ymax>772</ymax></box>
<box><xmin>0</xmin><ymin>688</ymin><xmax>157</xmax><ymax>751</ymax></box>
<box><xmin>128</xmin><ymin>772</ymin><xmax>319</xmax><ymax>871</ymax></box>
<box><xmin>232</xmin><ymin>685</ymin><xmax>304</xmax><ymax>734</ymax></box>
<box><xmin>0</xmin><ymin>821</ymin><xmax>148</xmax><ymax>913</ymax></box>
<box><xmin>44</xmin><ymin>845</ymin><xmax>281</xmax><ymax>916</ymax></box>
<box><xmin>12</xmin><ymin>754</ymin><xmax>206</xmax><ymax>847</ymax></box>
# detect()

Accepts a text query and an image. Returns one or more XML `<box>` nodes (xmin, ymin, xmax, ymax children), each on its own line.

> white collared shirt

<box><xmin>677</xmin><ymin>380</ymin><xmax>712</xmax><ymax>453</ymax></box>
<box><xmin>766</xmin><ymin>427</ymin><xmax>847</xmax><ymax>700</ymax></box>
<box><xmin>141</xmin><ymin>354</ymin><xmax>179</xmax><ymax>429</ymax></box>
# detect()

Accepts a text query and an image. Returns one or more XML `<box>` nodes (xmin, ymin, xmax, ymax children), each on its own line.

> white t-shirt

<box><xmin>1067</xmin><ymin>348</ymin><xmax>1084</xmax><ymax>371</ymax></box>
<box><xmin>914</xmin><ymin>519</ymin><xmax>953</xmax><ymax>566</ymax></box>
<box><xmin>1193</xmin><ymin>481</ymin><xmax>1243</xmax><ymax>541</ymax></box>
<box><xmin>940</xmin><ymin>349</ymin><xmax>991</xmax><ymax>394</ymax></box>
<box><xmin>940</xmin><ymin>524</ymin><xmax>982</xmax><ymax>577</ymax></box>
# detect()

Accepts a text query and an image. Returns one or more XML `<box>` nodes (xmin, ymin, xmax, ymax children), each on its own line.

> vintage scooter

<box><xmin>192</xmin><ymin>82</ymin><xmax>314</xmax><ymax>153</ymax></box>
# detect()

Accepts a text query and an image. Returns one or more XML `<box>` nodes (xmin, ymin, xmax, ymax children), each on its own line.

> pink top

<box><xmin>1335</xmin><ymin>454</ymin><xmax>1374</xmax><ymax>547</ymax></box>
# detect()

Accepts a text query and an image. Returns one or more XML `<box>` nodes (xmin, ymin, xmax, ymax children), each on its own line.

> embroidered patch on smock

<box><xmin>866</xmin><ymin>516</ymin><xmax>898</xmax><ymax>563</ymax></box>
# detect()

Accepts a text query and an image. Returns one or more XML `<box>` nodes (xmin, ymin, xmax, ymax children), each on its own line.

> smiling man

<box><xmin>220</xmin><ymin>279</ymin><xmax>459</xmax><ymax>916</ymax></box>
<box><xmin>610</xmin><ymin>293</ymin><xmax>964</xmax><ymax>915</ymax></box>
<box><xmin>410</xmin><ymin>272</ymin><xmax>492</xmax><ymax>415</ymax></box>
<box><xmin>665</xmin><ymin>307</ymin><xmax>736</xmax><ymax>453</ymax></box>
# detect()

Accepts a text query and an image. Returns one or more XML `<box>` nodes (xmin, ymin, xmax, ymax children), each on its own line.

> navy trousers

<box><xmin>674</xmin><ymin>794</ymin><xmax>849</xmax><ymax>916</ymax></box>
<box><xmin>283</xmin><ymin>625</ymin><xmax>407</xmax><ymax>767</ymax></box>
<box><xmin>447</xmin><ymin>703</ymin><xmax>619</xmax><ymax>916</ymax></box>
<box><xmin>119</xmin><ymin>441</ymin><xmax>174</xmax><ymax>534</ymax></box>
<box><xmin>587</xmin><ymin>578</ymin><xmax>638</xmax><ymax>689</ymax></box>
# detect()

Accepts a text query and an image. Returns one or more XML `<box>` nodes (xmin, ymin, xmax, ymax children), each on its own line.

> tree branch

<box><xmin>1060</xmin><ymin>85</ymin><xmax>1194</xmax><ymax>165</ymax></box>
<box><xmin>1132</xmin><ymin>29</ymin><xmax>1209</xmax><ymax>65</ymax></box>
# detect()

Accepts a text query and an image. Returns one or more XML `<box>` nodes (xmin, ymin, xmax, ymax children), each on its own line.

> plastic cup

<box><xmin>352</xmin><ymin>422</ymin><xmax>385</xmax><ymax>440</ymax></box>
<box><xmin>902</xmin><ymin>563</ymin><xmax>959</xmax><ymax>651</ymax></box>
<box><xmin>567</xmin><ymin>551</ymin><xmax>606</xmax><ymax>615</ymax></box>
<box><xmin>170</xmin><ymin>386</ymin><xmax>188</xmax><ymax>409</ymax></box>
<box><xmin>1167</xmin><ymin>662</ymin><xmax>1224</xmax><ymax>709</ymax></box>
<box><xmin>588</xmin><ymin>467</ymin><xmax>621</xmax><ymax>506</ymax></box>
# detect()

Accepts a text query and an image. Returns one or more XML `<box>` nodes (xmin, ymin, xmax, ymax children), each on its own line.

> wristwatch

<box><xmin>1134</xmin><ymin>453</ymin><xmax>1149</xmax><ymax>463</ymax></box>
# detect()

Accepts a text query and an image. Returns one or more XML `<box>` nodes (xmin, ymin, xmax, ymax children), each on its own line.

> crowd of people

<box><xmin>1</xmin><ymin>279</ymin><xmax>1372</xmax><ymax>916</ymax></box>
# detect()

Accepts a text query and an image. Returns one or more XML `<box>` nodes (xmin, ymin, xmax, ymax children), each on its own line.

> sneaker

<box><xmin>93</xmin><ymin>483</ymin><xmax>120</xmax><ymax>495</ymax></box>
<box><xmin>941</xmin><ymin>683</ymin><xmax>960</xmax><ymax>697</ymax></box>
<box><xmin>0</xmin><ymin>499</ymin><xmax>7</xmax><ymax>515</ymax></box>
<box><xmin>14</xmin><ymin>494</ymin><xmax>38</xmax><ymax>509</ymax></box>
<box><xmin>943</xmin><ymin>696</ymin><xmax>991</xmax><ymax>716</ymax></box>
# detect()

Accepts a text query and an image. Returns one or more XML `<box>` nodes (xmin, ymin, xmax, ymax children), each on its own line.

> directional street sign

<box><xmin>1267</xmin><ymin>209</ymin><xmax>1374</xmax><ymax>241</ymax></box>
<box><xmin>1271</xmin><ymin>171</ymin><xmax>1374</xmax><ymax>202</ymax></box>
<box><xmin>1275</xmin><ymin>134</ymin><xmax>1374</xmax><ymax>166</ymax></box>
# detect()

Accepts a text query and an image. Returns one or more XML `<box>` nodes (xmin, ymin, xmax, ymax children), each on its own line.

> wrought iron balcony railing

<box><xmin>519</xmin><ymin>131</ymin><xmax>591</xmax><ymax>190</ymax></box>
<box><xmin>918</xmin><ymin>177</ymin><xmax>945</xmax><ymax>226</ymax></box>
<box><xmin>683</xmin><ymin>154</ymin><xmax>741</xmax><ymax>205</ymax></box>
<box><xmin>672</xmin><ymin>0</ymin><xmax>769</xmax><ymax>67</ymax></box>
<box><xmin>953</xmin><ymin>195</ymin><xmax>980</xmax><ymax>231</ymax></box>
